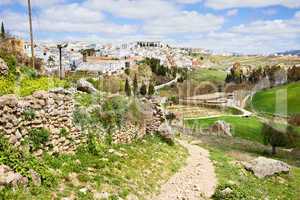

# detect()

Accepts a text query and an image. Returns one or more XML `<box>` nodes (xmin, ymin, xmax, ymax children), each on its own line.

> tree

<box><xmin>0</xmin><ymin>22</ymin><xmax>5</xmax><ymax>39</ymax></box>
<box><xmin>140</xmin><ymin>82</ymin><xmax>147</xmax><ymax>96</ymax></box>
<box><xmin>125</xmin><ymin>78</ymin><xmax>131</xmax><ymax>96</ymax></box>
<box><xmin>133</xmin><ymin>74</ymin><xmax>138</xmax><ymax>96</ymax></box>
<box><xmin>148</xmin><ymin>82</ymin><xmax>155</xmax><ymax>96</ymax></box>
<box><xmin>262</xmin><ymin>123</ymin><xmax>293</xmax><ymax>155</ymax></box>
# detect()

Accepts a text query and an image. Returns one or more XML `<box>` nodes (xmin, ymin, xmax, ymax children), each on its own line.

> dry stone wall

<box><xmin>0</xmin><ymin>88</ymin><xmax>84</xmax><ymax>155</ymax></box>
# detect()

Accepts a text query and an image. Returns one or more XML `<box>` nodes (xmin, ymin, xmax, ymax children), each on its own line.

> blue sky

<box><xmin>1</xmin><ymin>0</ymin><xmax>300</xmax><ymax>54</ymax></box>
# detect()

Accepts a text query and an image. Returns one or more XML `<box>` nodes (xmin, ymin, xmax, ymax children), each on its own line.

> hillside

<box><xmin>251</xmin><ymin>82</ymin><xmax>300</xmax><ymax>116</ymax></box>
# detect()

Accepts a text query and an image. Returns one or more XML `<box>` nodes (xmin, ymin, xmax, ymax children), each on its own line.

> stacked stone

<box><xmin>146</xmin><ymin>100</ymin><xmax>165</xmax><ymax>134</ymax></box>
<box><xmin>0</xmin><ymin>58</ymin><xmax>8</xmax><ymax>76</ymax></box>
<box><xmin>0</xmin><ymin>88</ymin><xmax>84</xmax><ymax>155</ymax></box>
<box><xmin>112</xmin><ymin>123</ymin><xmax>145</xmax><ymax>144</ymax></box>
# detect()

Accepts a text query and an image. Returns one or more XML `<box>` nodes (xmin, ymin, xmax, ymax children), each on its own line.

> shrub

<box><xmin>28</xmin><ymin>128</ymin><xmax>50</xmax><ymax>150</ymax></box>
<box><xmin>262</xmin><ymin>123</ymin><xmax>293</xmax><ymax>154</ymax></box>
<box><xmin>20</xmin><ymin>66</ymin><xmax>38</xmax><ymax>79</ymax></box>
<box><xmin>148</xmin><ymin>82</ymin><xmax>155</xmax><ymax>96</ymax></box>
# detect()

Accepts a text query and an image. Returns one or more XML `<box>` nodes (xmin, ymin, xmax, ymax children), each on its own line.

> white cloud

<box><xmin>0</xmin><ymin>10</ymin><xmax>137</xmax><ymax>35</ymax></box>
<box><xmin>226</xmin><ymin>9</ymin><xmax>238</xmax><ymax>16</ymax></box>
<box><xmin>143</xmin><ymin>11</ymin><xmax>224</xmax><ymax>35</ymax></box>
<box><xmin>85</xmin><ymin>0</ymin><xmax>178</xmax><ymax>20</ymax></box>
<box><xmin>204</xmin><ymin>0</ymin><xmax>300</xmax><ymax>9</ymax></box>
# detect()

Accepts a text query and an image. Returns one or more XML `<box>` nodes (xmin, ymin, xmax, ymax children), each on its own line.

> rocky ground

<box><xmin>152</xmin><ymin>139</ymin><xmax>217</xmax><ymax>200</ymax></box>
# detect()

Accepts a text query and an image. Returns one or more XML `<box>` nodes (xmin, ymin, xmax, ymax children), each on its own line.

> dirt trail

<box><xmin>153</xmin><ymin>140</ymin><xmax>217</xmax><ymax>200</ymax></box>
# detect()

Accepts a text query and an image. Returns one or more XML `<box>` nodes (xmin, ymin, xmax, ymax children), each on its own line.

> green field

<box><xmin>185</xmin><ymin>116</ymin><xmax>264</xmax><ymax>144</ymax></box>
<box><xmin>188</xmin><ymin>68</ymin><xmax>227</xmax><ymax>84</ymax></box>
<box><xmin>251</xmin><ymin>82</ymin><xmax>300</xmax><ymax>116</ymax></box>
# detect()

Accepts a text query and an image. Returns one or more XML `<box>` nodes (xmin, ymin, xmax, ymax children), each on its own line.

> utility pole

<box><xmin>57</xmin><ymin>43</ymin><xmax>68</xmax><ymax>79</ymax></box>
<box><xmin>27</xmin><ymin>0</ymin><xmax>35</xmax><ymax>69</ymax></box>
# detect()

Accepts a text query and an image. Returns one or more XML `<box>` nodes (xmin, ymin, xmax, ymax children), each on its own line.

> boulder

<box><xmin>243</xmin><ymin>157</ymin><xmax>290</xmax><ymax>178</ymax></box>
<box><xmin>158</xmin><ymin>122</ymin><xmax>174</xmax><ymax>144</ymax></box>
<box><xmin>208</xmin><ymin>120</ymin><xmax>232</xmax><ymax>137</ymax></box>
<box><xmin>0</xmin><ymin>58</ymin><xmax>8</xmax><ymax>76</ymax></box>
<box><xmin>0</xmin><ymin>165</ymin><xmax>28</xmax><ymax>187</ymax></box>
<box><xmin>76</xmin><ymin>79</ymin><xmax>97</xmax><ymax>94</ymax></box>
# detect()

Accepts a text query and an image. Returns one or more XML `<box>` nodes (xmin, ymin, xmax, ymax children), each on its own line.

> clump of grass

<box><xmin>28</xmin><ymin>128</ymin><xmax>50</xmax><ymax>150</ymax></box>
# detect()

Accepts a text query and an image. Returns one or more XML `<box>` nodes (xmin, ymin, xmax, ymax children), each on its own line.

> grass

<box><xmin>185</xmin><ymin>116</ymin><xmax>265</xmax><ymax>144</ymax></box>
<box><xmin>188</xmin><ymin>68</ymin><xmax>227</xmax><ymax>84</ymax></box>
<box><xmin>210</xmin><ymin>147</ymin><xmax>300</xmax><ymax>200</ymax></box>
<box><xmin>184</xmin><ymin>116</ymin><xmax>300</xmax><ymax>148</ymax></box>
<box><xmin>1</xmin><ymin>135</ymin><xmax>188</xmax><ymax>200</ymax></box>
<box><xmin>251</xmin><ymin>82</ymin><xmax>300</xmax><ymax>116</ymax></box>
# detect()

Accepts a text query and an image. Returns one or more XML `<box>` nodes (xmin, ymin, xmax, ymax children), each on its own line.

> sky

<box><xmin>0</xmin><ymin>0</ymin><xmax>300</xmax><ymax>54</ymax></box>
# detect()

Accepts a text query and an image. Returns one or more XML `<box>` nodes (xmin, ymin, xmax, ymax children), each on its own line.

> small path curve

<box><xmin>153</xmin><ymin>139</ymin><xmax>217</xmax><ymax>200</ymax></box>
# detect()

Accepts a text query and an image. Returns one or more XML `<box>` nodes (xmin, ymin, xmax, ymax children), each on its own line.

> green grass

<box><xmin>251</xmin><ymin>82</ymin><xmax>300</xmax><ymax>116</ymax></box>
<box><xmin>188</xmin><ymin>68</ymin><xmax>227</xmax><ymax>84</ymax></box>
<box><xmin>1</xmin><ymin>135</ymin><xmax>188</xmax><ymax>200</ymax></box>
<box><xmin>185</xmin><ymin>116</ymin><xmax>300</xmax><ymax>148</ymax></box>
<box><xmin>210</xmin><ymin>147</ymin><xmax>300</xmax><ymax>200</ymax></box>
<box><xmin>185</xmin><ymin>116</ymin><xmax>265</xmax><ymax>144</ymax></box>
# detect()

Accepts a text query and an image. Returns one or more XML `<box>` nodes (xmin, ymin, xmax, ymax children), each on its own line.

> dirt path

<box><xmin>153</xmin><ymin>140</ymin><xmax>217</xmax><ymax>200</ymax></box>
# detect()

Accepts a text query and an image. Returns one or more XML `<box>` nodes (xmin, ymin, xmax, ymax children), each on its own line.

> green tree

<box><xmin>148</xmin><ymin>82</ymin><xmax>155</xmax><ymax>96</ymax></box>
<box><xmin>262</xmin><ymin>123</ymin><xmax>293</xmax><ymax>154</ymax></box>
<box><xmin>133</xmin><ymin>74</ymin><xmax>138</xmax><ymax>96</ymax></box>
<box><xmin>125</xmin><ymin>78</ymin><xmax>131</xmax><ymax>96</ymax></box>
<box><xmin>140</xmin><ymin>82</ymin><xmax>147</xmax><ymax>96</ymax></box>
<box><xmin>0</xmin><ymin>22</ymin><xmax>5</xmax><ymax>39</ymax></box>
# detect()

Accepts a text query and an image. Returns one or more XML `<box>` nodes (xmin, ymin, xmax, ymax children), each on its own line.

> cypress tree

<box><xmin>148</xmin><ymin>82</ymin><xmax>155</xmax><ymax>96</ymax></box>
<box><xmin>1</xmin><ymin>22</ymin><xmax>5</xmax><ymax>39</ymax></box>
<box><xmin>125</xmin><ymin>78</ymin><xmax>131</xmax><ymax>96</ymax></box>
<box><xmin>140</xmin><ymin>82</ymin><xmax>147</xmax><ymax>96</ymax></box>
<box><xmin>133</xmin><ymin>74</ymin><xmax>138</xmax><ymax>96</ymax></box>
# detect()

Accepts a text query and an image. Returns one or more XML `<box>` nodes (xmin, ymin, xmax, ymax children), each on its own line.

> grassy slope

<box><xmin>210</xmin><ymin>147</ymin><xmax>300</xmax><ymax>200</ymax></box>
<box><xmin>1</xmin><ymin>135</ymin><xmax>188</xmax><ymax>200</ymax></box>
<box><xmin>185</xmin><ymin>116</ymin><xmax>264</xmax><ymax>144</ymax></box>
<box><xmin>251</xmin><ymin>82</ymin><xmax>300</xmax><ymax>116</ymax></box>
<box><xmin>188</xmin><ymin>68</ymin><xmax>227</xmax><ymax>84</ymax></box>
<box><xmin>185</xmin><ymin>116</ymin><xmax>300</xmax><ymax>148</ymax></box>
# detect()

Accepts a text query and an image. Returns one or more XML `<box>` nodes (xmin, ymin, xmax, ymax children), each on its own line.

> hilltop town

<box><xmin>1</xmin><ymin>9</ymin><xmax>300</xmax><ymax>200</ymax></box>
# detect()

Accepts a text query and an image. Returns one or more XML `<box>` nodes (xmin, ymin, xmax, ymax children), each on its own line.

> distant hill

<box><xmin>276</xmin><ymin>50</ymin><xmax>300</xmax><ymax>56</ymax></box>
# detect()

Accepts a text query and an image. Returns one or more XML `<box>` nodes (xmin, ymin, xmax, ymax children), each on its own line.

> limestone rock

<box><xmin>77</xmin><ymin>79</ymin><xmax>97</xmax><ymax>94</ymax></box>
<box><xmin>0</xmin><ymin>165</ymin><xmax>28</xmax><ymax>187</ymax></box>
<box><xmin>0</xmin><ymin>58</ymin><xmax>8</xmax><ymax>76</ymax></box>
<box><xmin>243</xmin><ymin>157</ymin><xmax>290</xmax><ymax>178</ymax></box>
<box><xmin>29</xmin><ymin>169</ymin><xmax>41</xmax><ymax>186</ymax></box>
<box><xmin>208</xmin><ymin>120</ymin><xmax>232</xmax><ymax>137</ymax></box>
<box><xmin>158</xmin><ymin>122</ymin><xmax>174</xmax><ymax>144</ymax></box>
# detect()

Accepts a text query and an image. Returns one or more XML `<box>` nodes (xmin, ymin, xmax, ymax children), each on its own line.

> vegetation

<box><xmin>28</xmin><ymin>128</ymin><xmax>50</xmax><ymax>150</ymax></box>
<box><xmin>1</xmin><ymin>135</ymin><xmax>188</xmax><ymax>199</ymax></box>
<box><xmin>139</xmin><ymin>82</ymin><xmax>147</xmax><ymax>96</ymax></box>
<box><xmin>125</xmin><ymin>78</ymin><xmax>131</xmax><ymax>96</ymax></box>
<box><xmin>185</xmin><ymin>116</ymin><xmax>300</xmax><ymax>147</ymax></box>
<box><xmin>262</xmin><ymin>123</ymin><xmax>297</xmax><ymax>154</ymax></box>
<box><xmin>251</xmin><ymin>82</ymin><xmax>300</xmax><ymax>116</ymax></box>
<box><xmin>189</xmin><ymin>68</ymin><xmax>227</xmax><ymax>85</ymax></box>
<box><xmin>133</xmin><ymin>74</ymin><xmax>138</xmax><ymax>96</ymax></box>
<box><xmin>148</xmin><ymin>82</ymin><xmax>155</xmax><ymax>96</ymax></box>
<box><xmin>1</xmin><ymin>22</ymin><xmax>5</xmax><ymax>39</ymax></box>
<box><xmin>210</xmin><ymin>147</ymin><xmax>300</xmax><ymax>200</ymax></box>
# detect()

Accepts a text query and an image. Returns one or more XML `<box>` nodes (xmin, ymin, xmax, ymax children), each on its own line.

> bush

<box><xmin>262</xmin><ymin>123</ymin><xmax>293</xmax><ymax>154</ymax></box>
<box><xmin>28</xmin><ymin>128</ymin><xmax>50</xmax><ymax>150</ymax></box>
